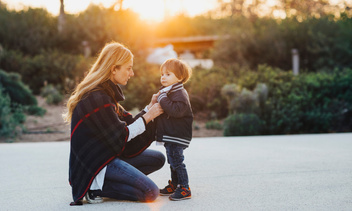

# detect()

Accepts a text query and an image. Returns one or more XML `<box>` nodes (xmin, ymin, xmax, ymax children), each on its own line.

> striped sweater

<box><xmin>69</xmin><ymin>80</ymin><xmax>156</xmax><ymax>203</ymax></box>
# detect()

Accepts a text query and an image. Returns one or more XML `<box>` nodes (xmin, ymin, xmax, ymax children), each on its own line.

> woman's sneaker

<box><xmin>160</xmin><ymin>180</ymin><xmax>176</xmax><ymax>196</ymax></box>
<box><xmin>169</xmin><ymin>185</ymin><xmax>191</xmax><ymax>201</ymax></box>
<box><xmin>85</xmin><ymin>190</ymin><xmax>103</xmax><ymax>204</ymax></box>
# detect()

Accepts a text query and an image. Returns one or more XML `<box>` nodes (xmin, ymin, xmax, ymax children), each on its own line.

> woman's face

<box><xmin>111</xmin><ymin>59</ymin><xmax>134</xmax><ymax>85</ymax></box>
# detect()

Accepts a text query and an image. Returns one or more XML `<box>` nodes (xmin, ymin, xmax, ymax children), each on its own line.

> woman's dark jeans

<box><xmin>164</xmin><ymin>143</ymin><xmax>189</xmax><ymax>188</ymax></box>
<box><xmin>96</xmin><ymin>149</ymin><xmax>165</xmax><ymax>202</ymax></box>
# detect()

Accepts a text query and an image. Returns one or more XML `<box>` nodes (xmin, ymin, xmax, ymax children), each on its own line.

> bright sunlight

<box><xmin>123</xmin><ymin>0</ymin><xmax>165</xmax><ymax>22</ymax></box>
<box><xmin>3</xmin><ymin>0</ymin><xmax>217</xmax><ymax>22</ymax></box>
<box><xmin>4</xmin><ymin>0</ymin><xmax>349</xmax><ymax>22</ymax></box>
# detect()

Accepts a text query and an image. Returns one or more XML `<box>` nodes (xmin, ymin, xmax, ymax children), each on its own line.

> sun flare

<box><xmin>3</xmin><ymin>0</ymin><xmax>350</xmax><ymax>22</ymax></box>
<box><xmin>123</xmin><ymin>0</ymin><xmax>165</xmax><ymax>22</ymax></box>
<box><xmin>3</xmin><ymin>0</ymin><xmax>217</xmax><ymax>22</ymax></box>
<box><xmin>123</xmin><ymin>0</ymin><xmax>217</xmax><ymax>22</ymax></box>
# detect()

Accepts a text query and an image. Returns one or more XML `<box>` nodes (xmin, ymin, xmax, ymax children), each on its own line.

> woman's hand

<box><xmin>143</xmin><ymin>103</ymin><xmax>163</xmax><ymax>124</ymax></box>
<box><xmin>147</xmin><ymin>92</ymin><xmax>160</xmax><ymax>110</ymax></box>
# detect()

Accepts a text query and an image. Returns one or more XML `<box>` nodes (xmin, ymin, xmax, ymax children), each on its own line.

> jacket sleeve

<box><xmin>158</xmin><ymin>93</ymin><xmax>189</xmax><ymax>118</ymax></box>
<box><xmin>121</xmin><ymin>119</ymin><xmax>156</xmax><ymax>158</ymax></box>
<box><xmin>120</xmin><ymin>105</ymin><xmax>146</xmax><ymax>125</ymax></box>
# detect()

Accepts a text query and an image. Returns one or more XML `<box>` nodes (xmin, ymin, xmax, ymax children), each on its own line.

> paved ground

<box><xmin>1</xmin><ymin>133</ymin><xmax>352</xmax><ymax>211</ymax></box>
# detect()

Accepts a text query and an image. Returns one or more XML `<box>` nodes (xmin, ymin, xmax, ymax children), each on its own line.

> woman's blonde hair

<box><xmin>63</xmin><ymin>42</ymin><xmax>133</xmax><ymax>123</ymax></box>
<box><xmin>160</xmin><ymin>58</ymin><xmax>192</xmax><ymax>84</ymax></box>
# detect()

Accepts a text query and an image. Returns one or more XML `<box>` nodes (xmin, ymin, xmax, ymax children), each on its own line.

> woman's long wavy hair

<box><xmin>63</xmin><ymin>42</ymin><xmax>133</xmax><ymax>123</ymax></box>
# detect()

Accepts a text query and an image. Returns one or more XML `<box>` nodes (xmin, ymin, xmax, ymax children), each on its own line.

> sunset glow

<box><xmin>3</xmin><ymin>0</ymin><xmax>217</xmax><ymax>22</ymax></box>
<box><xmin>123</xmin><ymin>0</ymin><xmax>165</xmax><ymax>22</ymax></box>
<box><xmin>3</xmin><ymin>0</ymin><xmax>351</xmax><ymax>22</ymax></box>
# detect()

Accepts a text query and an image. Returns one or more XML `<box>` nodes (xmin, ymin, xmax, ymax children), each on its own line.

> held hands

<box><xmin>143</xmin><ymin>103</ymin><xmax>163</xmax><ymax>124</ymax></box>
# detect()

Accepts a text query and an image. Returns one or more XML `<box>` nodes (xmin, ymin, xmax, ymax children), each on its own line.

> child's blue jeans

<box><xmin>164</xmin><ymin>143</ymin><xmax>189</xmax><ymax>188</ymax></box>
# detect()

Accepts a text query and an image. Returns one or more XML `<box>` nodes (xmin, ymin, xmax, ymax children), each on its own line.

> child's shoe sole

<box><xmin>169</xmin><ymin>195</ymin><xmax>192</xmax><ymax>201</ymax></box>
<box><xmin>160</xmin><ymin>192</ymin><xmax>174</xmax><ymax>196</ymax></box>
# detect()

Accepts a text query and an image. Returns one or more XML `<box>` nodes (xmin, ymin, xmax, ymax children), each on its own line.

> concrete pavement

<box><xmin>1</xmin><ymin>133</ymin><xmax>352</xmax><ymax>210</ymax></box>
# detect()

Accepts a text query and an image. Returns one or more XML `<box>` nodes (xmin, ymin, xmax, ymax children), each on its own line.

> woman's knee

<box><xmin>155</xmin><ymin>151</ymin><xmax>166</xmax><ymax>168</ymax></box>
<box><xmin>144</xmin><ymin>183</ymin><xmax>159</xmax><ymax>202</ymax></box>
<box><xmin>145</xmin><ymin>149</ymin><xmax>166</xmax><ymax>169</ymax></box>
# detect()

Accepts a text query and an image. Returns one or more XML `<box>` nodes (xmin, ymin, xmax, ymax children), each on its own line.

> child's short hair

<box><xmin>160</xmin><ymin>58</ymin><xmax>192</xmax><ymax>84</ymax></box>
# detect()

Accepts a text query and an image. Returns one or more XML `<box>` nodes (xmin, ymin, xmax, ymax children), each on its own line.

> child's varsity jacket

<box><xmin>156</xmin><ymin>82</ymin><xmax>193</xmax><ymax>147</ymax></box>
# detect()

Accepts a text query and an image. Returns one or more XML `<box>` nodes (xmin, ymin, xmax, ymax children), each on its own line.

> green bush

<box><xmin>0</xmin><ymin>69</ymin><xmax>37</xmax><ymax>105</ymax></box>
<box><xmin>205</xmin><ymin>120</ymin><xmax>223</xmax><ymax>130</ymax></box>
<box><xmin>219</xmin><ymin>65</ymin><xmax>352</xmax><ymax>135</ymax></box>
<box><xmin>221</xmin><ymin>82</ymin><xmax>268</xmax><ymax>116</ymax></box>
<box><xmin>21</xmin><ymin>50</ymin><xmax>87</xmax><ymax>94</ymax></box>
<box><xmin>212</xmin><ymin>16</ymin><xmax>352</xmax><ymax>72</ymax></box>
<box><xmin>24</xmin><ymin>105</ymin><xmax>46</xmax><ymax>116</ymax></box>
<box><xmin>233</xmin><ymin>88</ymin><xmax>258</xmax><ymax>114</ymax></box>
<box><xmin>45</xmin><ymin>93</ymin><xmax>63</xmax><ymax>105</ymax></box>
<box><xmin>0</xmin><ymin>7</ymin><xmax>57</xmax><ymax>55</ymax></box>
<box><xmin>0</xmin><ymin>48</ymin><xmax>24</xmax><ymax>76</ymax></box>
<box><xmin>0</xmin><ymin>48</ymin><xmax>88</xmax><ymax>94</ymax></box>
<box><xmin>0</xmin><ymin>69</ymin><xmax>46</xmax><ymax>116</ymax></box>
<box><xmin>40</xmin><ymin>84</ymin><xmax>64</xmax><ymax>105</ymax></box>
<box><xmin>188</xmin><ymin>66</ymin><xmax>231</xmax><ymax>118</ymax></box>
<box><xmin>0</xmin><ymin>87</ymin><xmax>25</xmax><ymax>138</ymax></box>
<box><xmin>223</xmin><ymin>113</ymin><xmax>262</xmax><ymax>136</ymax></box>
<box><xmin>221</xmin><ymin>83</ymin><xmax>240</xmax><ymax>115</ymax></box>
<box><xmin>12</xmin><ymin>104</ymin><xmax>26</xmax><ymax>124</ymax></box>
<box><xmin>254</xmin><ymin>65</ymin><xmax>352</xmax><ymax>134</ymax></box>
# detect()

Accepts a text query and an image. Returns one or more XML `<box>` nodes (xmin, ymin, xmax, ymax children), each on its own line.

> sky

<box><xmin>3</xmin><ymin>0</ymin><xmax>350</xmax><ymax>22</ymax></box>
<box><xmin>2</xmin><ymin>0</ymin><xmax>218</xmax><ymax>22</ymax></box>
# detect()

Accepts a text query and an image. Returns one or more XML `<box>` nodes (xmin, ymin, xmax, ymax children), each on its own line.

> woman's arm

<box><xmin>122</xmin><ymin>92</ymin><xmax>160</xmax><ymax>125</ymax></box>
<box><xmin>142</xmin><ymin>103</ymin><xmax>163</xmax><ymax>124</ymax></box>
<box><xmin>122</xmin><ymin>104</ymin><xmax>162</xmax><ymax>158</ymax></box>
<box><xmin>125</xmin><ymin>103</ymin><xmax>163</xmax><ymax>141</ymax></box>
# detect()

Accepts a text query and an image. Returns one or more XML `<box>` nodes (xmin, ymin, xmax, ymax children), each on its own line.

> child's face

<box><xmin>160</xmin><ymin>67</ymin><xmax>181</xmax><ymax>87</ymax></box>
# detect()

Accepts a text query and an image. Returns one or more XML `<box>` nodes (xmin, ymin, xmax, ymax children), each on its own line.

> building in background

<box><xmin>149</xmin><ymin>35</ymin><xmax>221</xmax><ymax>69</ymax></box>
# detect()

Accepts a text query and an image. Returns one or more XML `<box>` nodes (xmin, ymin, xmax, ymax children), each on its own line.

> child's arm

<box><xmin>157</xmin><ymin>93</ymin><xmax>190</xmax><ymax>118</ymax></box>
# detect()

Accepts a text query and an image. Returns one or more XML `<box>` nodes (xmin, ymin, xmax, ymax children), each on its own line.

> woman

<box><xmin>63</xmin><ymin>42</ymin><xmax>165</xmax><ymax>206</ymax></box>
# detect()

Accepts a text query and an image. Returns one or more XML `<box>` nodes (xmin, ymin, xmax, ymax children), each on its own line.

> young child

<box><xmin>156</xmin><ymin>58</ymin><xmax>193</xmax><ymax>201</ymax></box>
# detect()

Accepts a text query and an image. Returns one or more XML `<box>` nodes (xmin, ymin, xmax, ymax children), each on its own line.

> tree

<box><xmin>217</xmin><ymin>0</ymin><xmax>245</xmax><ymax>17</ymax></box>
<box><xmin>279</xmin><ymin>0</ymin><xmax>330</xmax><ymax>19</ymax></box>
<box><xmin>58</xmin><ymin>0</ymin><xmax>65</xmax><ymax>33</ymax></box>
<box><xmin>117</xmin><ymin>0</ymin><xmax>124</xmax><ymax>11</ymax></box>
<box><xmin>110</xmin><ymin>0</ymin><xmax>124</xmax><ymax>11</ymax></box>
